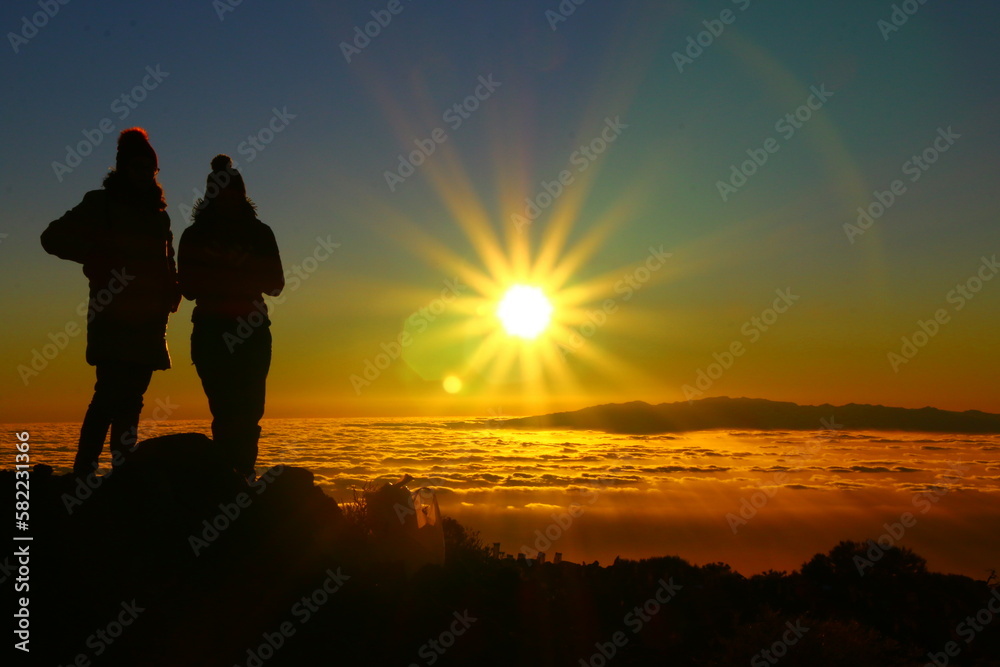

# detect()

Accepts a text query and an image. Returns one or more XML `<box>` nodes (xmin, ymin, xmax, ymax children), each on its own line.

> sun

<box><xmin>496</xmin><ymin>285</ymin><xmax>553</xmax><ymax>340</ymax></box>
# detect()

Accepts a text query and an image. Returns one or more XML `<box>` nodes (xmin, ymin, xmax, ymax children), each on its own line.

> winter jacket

<box><xmin>41</xmin><ymin>188</ymin><xmax>179</xmax><ymax>369</ymax></box>
<box><xmin>177</xmin><ymin>212</ymin><xmax>284</xmax><ymax>323</ymax></box>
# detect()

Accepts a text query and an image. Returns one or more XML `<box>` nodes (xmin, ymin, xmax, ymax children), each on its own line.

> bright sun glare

<box><xmin>373</xmin><ymin>37</ymin><xmax>677</xmax><ymax>403</ymax></box>
<box><xmin>496</xmin><ymin>285</ymin><xmax>553</xmax><ymax>340</ymax></box>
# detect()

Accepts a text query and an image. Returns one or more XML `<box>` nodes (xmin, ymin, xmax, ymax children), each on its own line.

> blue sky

<box><xmin>2</xmin><ymin>0</ymin><xmax>998</xmax><ymax>421</ymax></box>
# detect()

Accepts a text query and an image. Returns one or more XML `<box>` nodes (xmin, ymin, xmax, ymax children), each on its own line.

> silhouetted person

<box><xmin>41</xmin><ymin>127</ymin><xmax>180</xmax><ymax>475</ymax></box>
<box><xmin>178</xmin><ymin>155</ymin><xmax>284</xmax><ymax>480</ymax></box>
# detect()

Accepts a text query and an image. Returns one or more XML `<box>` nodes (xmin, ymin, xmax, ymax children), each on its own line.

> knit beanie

<box><xmin>115</xmin><ymin>127</ymin><xmax>158</xmax><ymax>172</ymax></box>
<box><xmin>206</xmin><ymin>154</ymin><xmax>246</xmax><ymax>198</ymax></box>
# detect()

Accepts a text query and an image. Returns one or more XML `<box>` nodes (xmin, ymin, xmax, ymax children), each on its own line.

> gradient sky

<box><xmin>1</xmin><ymin>0</ymin><xmax>998</xmax><ymax>422</ymax></box>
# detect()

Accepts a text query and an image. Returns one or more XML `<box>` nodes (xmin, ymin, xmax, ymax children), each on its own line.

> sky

<box><xmin>1</xmin><ymin>0</ymin><xmax>998</xmax><ymax>422</ymax></box>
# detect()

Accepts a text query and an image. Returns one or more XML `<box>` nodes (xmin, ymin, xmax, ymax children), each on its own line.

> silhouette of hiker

<box><xmin>41</xmin><ymin>127</ymin><xmax>180</xmax><ymax>475</ymax></box>
<box><xmin>178</xmin><ymin>155</ymin><xmax>284</xmax><ymax>480</ymax></box>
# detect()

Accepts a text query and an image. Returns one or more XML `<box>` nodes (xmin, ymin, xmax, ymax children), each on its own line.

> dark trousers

<box><xmin>192</xmin><ymin>318</ymin><xmax>271</xmax><ymax>476</ymax></box>
<box><xmin>75</xmin><ymin>361</ymin><xmax>154</xmax><ymax>474</ymax></box>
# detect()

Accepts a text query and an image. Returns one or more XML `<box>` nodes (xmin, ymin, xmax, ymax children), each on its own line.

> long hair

<box><xmin>102</xmin><ymin>169</ymin><xmax>167</xmax><ymax>211</ymax></box>
<box><xmin>190</xmin><ymin>194</ymin><xmax>258</xmax><ymax>226</ymax></box>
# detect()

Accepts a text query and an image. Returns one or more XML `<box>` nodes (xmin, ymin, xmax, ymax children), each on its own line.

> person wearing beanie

<box><xmin>178</xmin><ymin>155</ymin><xmax>284</xmax><ymax>480</ymax></box>
<box><xmin>41</xmin><ymin>127</ymin><xmax>181</xmax><ymax>475</ymax></box>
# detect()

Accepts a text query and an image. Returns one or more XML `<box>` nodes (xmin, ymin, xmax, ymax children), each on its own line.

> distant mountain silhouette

<box><xmin>490</xmin><ymin>397</ymin><xmax>1000</xmax><ymax>434</ymax></box>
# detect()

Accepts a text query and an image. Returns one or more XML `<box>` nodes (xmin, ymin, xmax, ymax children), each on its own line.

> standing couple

<box><xmin>41</xmin><ymin>127</ymin><xmax>284</xmax><ymax>480</ymax></box>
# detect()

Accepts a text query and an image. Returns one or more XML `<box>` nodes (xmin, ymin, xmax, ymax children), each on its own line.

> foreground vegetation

<box><xmin>6</xmin><ymin>433</ymin><xmax>999</xmax><ymax>666</ymax></box>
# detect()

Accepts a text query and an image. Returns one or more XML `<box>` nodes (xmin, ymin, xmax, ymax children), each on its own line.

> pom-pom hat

<box><xmin>205</xmin><ymin>154</ymin><xmax>246</xmax><ymax>199</ymax></box>
<box><xmin>116</xmin><ymin>127</ymin><xmax>158</xmax><ymax>172</ymax></box>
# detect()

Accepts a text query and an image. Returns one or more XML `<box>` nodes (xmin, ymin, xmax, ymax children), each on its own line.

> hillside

<box><xmin>488</xmin><ymin>396</ymin><xmax>1000</xmax><ymax>434</ymax></box>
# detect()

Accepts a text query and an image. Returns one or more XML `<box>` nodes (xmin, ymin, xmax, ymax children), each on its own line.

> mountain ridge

<box><xmin>489</xmin><ymin>396</ymin><xmax>1000</xmax><ymax>434</ymax></box>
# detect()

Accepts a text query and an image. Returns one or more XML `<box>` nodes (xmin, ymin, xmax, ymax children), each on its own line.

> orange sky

<box><xmin>2</xmin><ymin>1</ymin><xmax>999</xmax><ymax>424</ymax></box>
